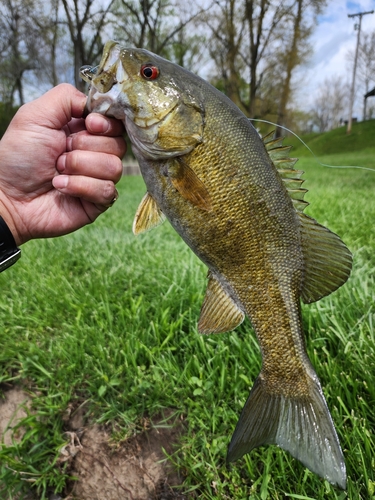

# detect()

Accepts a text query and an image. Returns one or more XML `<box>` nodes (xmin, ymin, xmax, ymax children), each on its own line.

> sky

<box><xmin>295</xmin><ymin>0</ymin><xmax>375</xmax><ymax>119</ymax></box>
<box><xmin>23</xmin><ymin>0</ymin><xmax>375</xmax><ymax>121</ymax></box>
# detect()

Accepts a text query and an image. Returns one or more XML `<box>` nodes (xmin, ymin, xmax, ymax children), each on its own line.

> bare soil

<box><xmin>0</xmin><ymin>386</ymin><xmax>188</xmax><ymax>500</ymax></box>
<box><xmin>0</xmin><ymin>384</ymin><xmax>31</xmax><ymax>446</ymax></box>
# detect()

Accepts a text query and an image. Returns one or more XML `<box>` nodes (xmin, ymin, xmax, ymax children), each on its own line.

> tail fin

<box><xmin>227</xmin><ymin>375</ymin><xmax>346</xmax><ymax>489</ymax></box>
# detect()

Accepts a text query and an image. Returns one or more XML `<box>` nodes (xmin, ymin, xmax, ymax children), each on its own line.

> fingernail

<box><xmin>86</xmin><ymin>114</ymin><xmax>110</xmax><ymax>134</ymax></box>
<box><xmin>53</xmin><ymin>175</ymin><xmax>69</xmax><ymax>189</ymax></box>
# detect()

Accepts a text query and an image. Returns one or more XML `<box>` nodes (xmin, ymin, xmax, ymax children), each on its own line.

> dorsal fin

<box><xmin>263</xmin><ymin>132</ymin><xmax>352</xmax><ymax>301</ymax></box>
<box><xmin>263</xmin><ymin>131</ymin><xmax>309</xmax><ymax>213</ymax></box>
<box><xmin>262</xmin><ymin>130</ymin><xmax>278</xmax><ymax>144</ymax></box>
<box><xmin>263</xmin><ymin>136</ymin><xmax>284</xmax><ymax>149</ymax></box>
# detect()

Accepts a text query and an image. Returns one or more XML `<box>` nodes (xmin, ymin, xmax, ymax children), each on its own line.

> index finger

<box><xmin>85</xmin><ymin>113</ymin><xmax>125</xmax><ymax>137</ymax></box>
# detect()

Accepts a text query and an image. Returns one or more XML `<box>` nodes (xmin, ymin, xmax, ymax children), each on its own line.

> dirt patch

<box><xmin>0</xmin><ymin>386</ymin><xmax>188</xmax><ymax>499</ymax></box>
<box><xmin>0</xmin><ymin>384</ymin><xmax>31</xmax><ymax>446</ymax></box>
<box><xmin>65</xmin><ymin>410</ymin><xmax>188</xmax><ymax>500</ymax></box>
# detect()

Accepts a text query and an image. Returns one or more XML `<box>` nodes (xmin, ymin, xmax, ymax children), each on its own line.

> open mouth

<box><xmin>81</xmin><ymin>56</ymin><xmax>132</xmax><ymax>120</ymax></box>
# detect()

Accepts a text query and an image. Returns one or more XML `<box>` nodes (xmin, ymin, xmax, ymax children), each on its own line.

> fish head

<box><xmin>81</xmin><ymin>41</ymin><xmax>205</xmax><ymax>159</ymax></box>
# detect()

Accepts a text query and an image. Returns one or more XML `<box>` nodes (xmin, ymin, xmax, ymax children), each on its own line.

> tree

<box><xmin>166</xmin><ymin>23</ymin><xmax>208</xmax><ymax>73</ymax></box>
<box><xmin>311</xmin><ymin>76</ymin><xmax>348</xmax><ymax>132</ymax></box>
<box><xmin>204</xmin><ymin>0</ymin><xmax>247</xmax><ymax>111</ymax></box>
<box><xmin>205</xmin><ymin>0</ymin><xmax>316</xmax><ymax>119</ymax></box>
<box><xmin>274</xmin><ymin>0</ymin><xmax>326</xmax><ymax>135</ymax></box>
<box><xmin>61</xmin><ymin>0</ymin><xmax>117</xmax><ymax>91</ymax></box>
<box><xmin>244</xmin><ymin>0</ymin><xmax>290</xmax><ymax>117</ymax></box>
<box><xmin>33</xmin><ymin>0</ymin><xmax>63</xmax><ymax>88</ymax></box>
<box><xmin>110</xmin><ymin>0</ymin><xmax>208</xmax><ymax>75</ymax></box>
<box><xmin>204</xmin><ymin>0</ymin><xmax>290</xmax><ymax>116</ymax></box>
<box><xmin>0</xmin><ymin>0</ymin><xmax>42</xmax><ymax>105</ymax></box>
<box><xmin>205</xmin><ymin>0</ymin><xmax>326</xmax><ymax>133</ymax></box>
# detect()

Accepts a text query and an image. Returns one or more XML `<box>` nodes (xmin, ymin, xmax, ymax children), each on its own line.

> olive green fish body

<box><xmin>82</xmin><ymin>43</ymin><xmax>352</xmax><ymax>489</ymax></box>
<box><xmin>138</xmin><ymin>89</ymin><xmax>310</xmax><ymax>394</ymax></box>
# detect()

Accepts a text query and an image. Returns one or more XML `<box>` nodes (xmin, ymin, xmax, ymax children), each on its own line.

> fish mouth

<box><xmin>83</xmin><ymin>43</ymin><xmax>179</xmax><ymax>127</ymax></box>
<box><xmin>82</xmin><ymin>45</ymin><xmax>133</xmax><ymax>120</ymax></box>
<box><xmin>82</xmin><ymin>43</ymin><xmax>197</xmax><ymax>159</ymax></box>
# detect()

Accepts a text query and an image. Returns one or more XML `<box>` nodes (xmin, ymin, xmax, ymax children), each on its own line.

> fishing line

<box><xmin>249</xmin><ymin>118</ymin><xmax>375</xmax><ymax>173</ymax></box>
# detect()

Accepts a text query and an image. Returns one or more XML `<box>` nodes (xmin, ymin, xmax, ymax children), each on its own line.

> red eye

<box><xmin>141</xmin><ymin>64</ymin><xmax>159</xmax><ymax>80</ymax></box>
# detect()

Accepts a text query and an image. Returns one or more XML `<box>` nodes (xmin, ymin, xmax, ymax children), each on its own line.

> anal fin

<box><xmin>132</xmin><ymin>192</ymin><xmax>166</xmax><ymax>235</ymax></box>
<box><xmin>198</xmin><ymin>273</ymin><xmax>244</xmax><ymax>334</ymax></box>
<box><xmin>227</xmin><ymin>373</ymin><xmax>346</xmax><ymax>489</ymax></box>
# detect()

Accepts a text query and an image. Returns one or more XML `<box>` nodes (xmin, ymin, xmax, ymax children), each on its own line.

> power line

<box><xmin>347</xmin><ymin>9</ymin><xmax>374</xmax><ymax>134</ymax></box>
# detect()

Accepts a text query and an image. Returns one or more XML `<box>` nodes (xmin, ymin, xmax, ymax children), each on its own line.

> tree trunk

<box><xmin>16</xmin><ymin>76</ymin><xmax>24</xmax><ymax>105</ymax></box>
<box><xmin>245</xmin><ymin>0</ymin><xmax>269</xmax><ymax>118</ymax></box>
<box><xmin>276</xmin><ymin>0</ymin><xmax>303</xmax><ymax>136</ymax></box>
<box><xmin>226</xmin><ymin>0</ymin><xmax>243</xmax><ymax>109</ymax></box>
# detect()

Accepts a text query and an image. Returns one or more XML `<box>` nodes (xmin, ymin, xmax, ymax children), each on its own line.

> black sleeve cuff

<box><xmin>0</xmin><ymin>216</ymin><xmax>21</xmax><ymax>272</ymax></box>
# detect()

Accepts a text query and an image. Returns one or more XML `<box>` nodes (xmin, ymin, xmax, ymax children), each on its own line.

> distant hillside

<box><xmin>285</xmin><ymin>120</ymin><xmax>375</xmax><ymax>156</ymax></box>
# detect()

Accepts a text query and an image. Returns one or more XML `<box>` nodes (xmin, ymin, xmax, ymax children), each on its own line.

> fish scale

<box><xmin>82</xmin><ymin>41</ymin><xmax>352</xmax><ymax>489</ymax></box>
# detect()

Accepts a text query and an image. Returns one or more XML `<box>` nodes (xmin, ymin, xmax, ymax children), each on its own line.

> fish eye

<box><xmin>140</xmin><ymin>64</ymin><xmax>159</xmax><ymax>80</ymax></box>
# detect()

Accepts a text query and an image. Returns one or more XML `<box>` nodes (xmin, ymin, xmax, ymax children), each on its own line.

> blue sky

<box><xmin>296</xmin><ymin>0</ymin><xmax>375</xmax><ymax>118</ymax></box>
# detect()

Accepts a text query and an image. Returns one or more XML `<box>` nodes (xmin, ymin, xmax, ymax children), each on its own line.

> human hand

<box><xmin>0</xmin><ymin>83</ymin><xmax>126</xmax><ymax>246</ymax></box>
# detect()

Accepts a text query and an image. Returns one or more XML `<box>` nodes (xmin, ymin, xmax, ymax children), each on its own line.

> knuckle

<box><xmin>66</xmin><ymin>151</ymin><xmax>78</xmax><ymax>172</ymax></box>
<box><xmin>70</xmin><ymin>131</ymin><xmax>86</xmax><ymax>151</ymax></box>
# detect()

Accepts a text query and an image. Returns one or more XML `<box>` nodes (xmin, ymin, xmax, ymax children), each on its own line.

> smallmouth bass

<box><xmin>81</xmin><ymin>42</ymin><xmax>352</xmax><ymax>489</ymax></box>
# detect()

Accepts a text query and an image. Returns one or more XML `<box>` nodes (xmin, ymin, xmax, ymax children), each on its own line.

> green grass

<box><xmin>282</xmin><ymin>119</ymin><xmax>375</xmax><ymax>157</ymax></box>
<box><xmin>0</xmin><ymin>150</ymin><xmax>375</xmax><ymax>498</ymax></box>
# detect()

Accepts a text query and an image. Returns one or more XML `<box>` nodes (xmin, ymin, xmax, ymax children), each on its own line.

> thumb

<box><xmin>19</xmin><ymin>84</ymin><xmax>87</xmax><ymax>130</ymax></box>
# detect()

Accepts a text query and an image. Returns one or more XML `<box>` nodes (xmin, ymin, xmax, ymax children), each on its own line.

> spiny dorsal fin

<box><xmin>267</xmin><ymin>144</ymin><xmax>293</xmax><ymax>160</ymax></box>
<box><xmin>263</xmin><ymin>131</ymin><xmax>309</xmax><ymax>212</ymax></box>
<box><xmin>276</xmin><ymin>165</ymin><xmax>302</xmax><ymax>177</ymax></box>
<box><xmin>198</xmin><ymin>272</ymin><xmax>245</xmax><ymax>334</ymax></box>
<box><xmin>292</xmin><ymin>199</ymin><xmax>310</xmax><ymax>212</ymax></box>
<box><xmin>299</xmin><ymin>212</ymin><xmax>352</xmax><ymax>303</ymax></box>
<box><xmin>262</xmin><ymin>130</ymin><xmax>278</xmax><ymax>144</ymax></box>
<box><xmin>264</xmin><ymin>136</ymin><xmax>285</xmax><ymax>149</ymax></box>
<box><xmin>282</xmin><ymin>178</ymin><xmax>305</xmax><ymax>190</ymax></box>
<box><xmin>132</xmin><ymin>192</ymin><xmax>166</xmax><ymax>235</ymax></box>
<box><xmin>262</xmin><ymin>133</ymin><xmax>352</xmax><ymax>301</ymax></box>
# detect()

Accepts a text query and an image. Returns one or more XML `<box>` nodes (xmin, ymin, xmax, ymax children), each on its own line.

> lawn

<box><xmin>0</xmin><ymin>145</ymin><xmax>374</xmax><ymax>499</ymax></box>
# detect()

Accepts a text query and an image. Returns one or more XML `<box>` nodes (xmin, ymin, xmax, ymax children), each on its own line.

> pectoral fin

<box><xmin>132</xmin><ymin>192</ymin><xmax>166</xmax><ymax>235</ymax></box>
<box><xmin>198</xmin><ymin>273</ymin><xmax>244</xmax><ymax>334</ymax></box>
<box><xmin>299</xmin><ymin>213</ymin><xmax>352</xmax><ymax>303</ymax></box>
<box><xmin>168</xmin><ymin>159</ymin><xmax>212</xmax><ymax>211</ymax></box>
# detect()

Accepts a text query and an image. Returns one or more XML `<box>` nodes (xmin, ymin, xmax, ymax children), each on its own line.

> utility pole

<box><xmin>347</xmin><ymin>10</ymin><xmax>374</xmax><ymax>134</ymax></box>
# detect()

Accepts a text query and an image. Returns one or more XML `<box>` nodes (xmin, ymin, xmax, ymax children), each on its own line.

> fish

<box><xmin>81</xmin><ymin>41</ymin><xmax>352</xmax><ymax>489</ymax></box>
